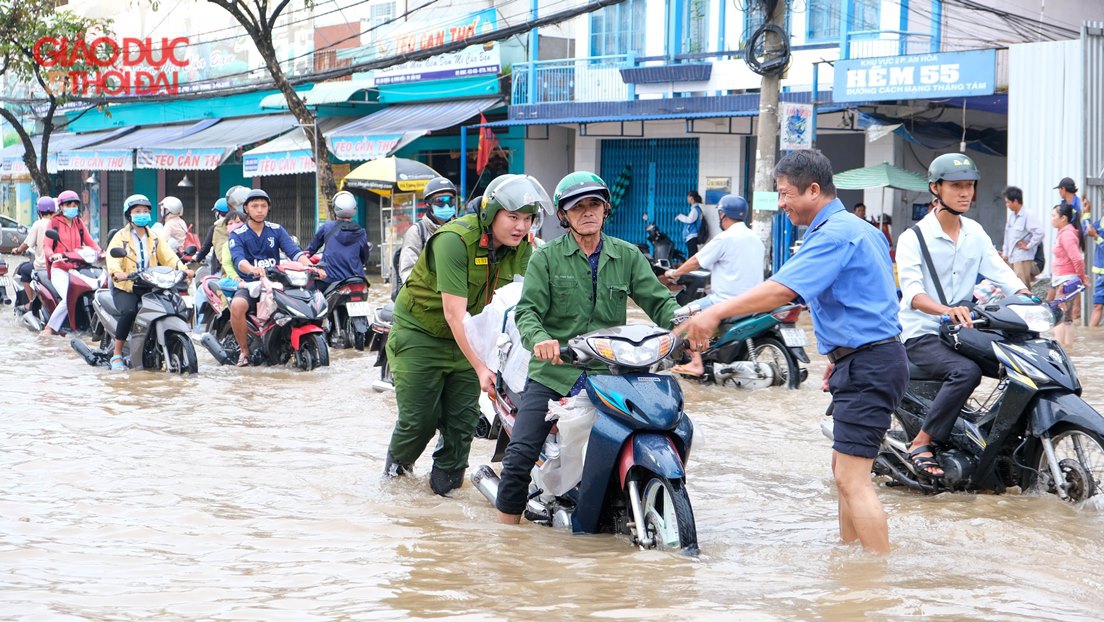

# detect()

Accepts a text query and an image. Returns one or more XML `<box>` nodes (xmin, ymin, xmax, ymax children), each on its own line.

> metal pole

<box><xmin>751</xmin><ymin>0</ymin><xmax>787</xmax><ymax>266</ymax></box>
<box><xmin>931</xmin><ymin>0</ymin><xmax>943</xmax><ymax>52</ymax></box>
<box><xmin>527</xmin><ymin>0</ymin><xmax>538</xmax><ymax>105</ymax></box>
<box><xmin>459</xmin><ymin>125</ymin><xmax>468</xmax><ymax>201</ymax></box>
<box><xmin>811</xmin><ymin>62</ymin><xmax>819</xmax><ymax>149</ymax></box>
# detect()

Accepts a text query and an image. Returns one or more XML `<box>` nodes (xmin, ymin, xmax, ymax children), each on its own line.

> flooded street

<box><xmin>3</xmin><ymin>271</ymin><xmax>1104</xmax><ymax>620</ymax></box>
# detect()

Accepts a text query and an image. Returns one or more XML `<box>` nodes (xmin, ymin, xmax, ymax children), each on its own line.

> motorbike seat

<box><xmin>378</xmin><ymin>303</ymin><xmax>394</xmax><ymax>323</ymax></box>
<box><xmin>34</xmin><ymin>270</ymin><xmax>61</xmax><ymax>300</ymax></box>
<box><xmin>95</xmin><ymin>289</ymin><xmax>120</xmax><ymax>317</ymax></box>
<box><xmin>908</xmin><ymin>361</ymin><xmax>943</xmax><ymax>381</ymax></box>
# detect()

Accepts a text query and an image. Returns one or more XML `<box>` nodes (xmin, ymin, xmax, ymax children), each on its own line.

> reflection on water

<box><xmin>2</xmin><ymin>273</ymin><xmax>1104</xmax><ymax>619</ymax></box>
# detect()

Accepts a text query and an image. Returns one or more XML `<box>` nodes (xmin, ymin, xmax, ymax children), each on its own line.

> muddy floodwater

<box><xmin>2</xmin><ymin>270</ymin><xmax>1103</xmax><ymax>620</ymax></box>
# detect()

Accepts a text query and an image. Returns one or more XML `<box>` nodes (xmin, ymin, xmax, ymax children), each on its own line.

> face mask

<box><xmin>431</xmin><ymin>205</ymin><xmax>456</xmax><ymax>221</ymax></box>
<box><xmin>131</xmin><ymin>213</ymin><xmax>152</xmax><ymax>228</ymax></box>
<box><xmin>63</xmin><ymin>207</ymin><xmax>79</xmax><ymax>219</ymax></box>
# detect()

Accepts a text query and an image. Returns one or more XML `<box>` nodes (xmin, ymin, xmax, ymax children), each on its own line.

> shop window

<box><xmin>742</xmin><ymin>2</ymin><xmax>792</xmax><ymax>49</ymax></box>
<box><xmin>679</xmin><ymin>0</ymin><xmax>710</xmax><ymax>55</ymax></box>
<box><xmin>369</xmin><ymin>1</ymin><xmax>396</xmax><ymax>41</ymax></box>
<box><xmin>806</xmin><ymin>0</ymin><xmax>880</xmax><ymax>43</ymax></box>
<box><xmin>590</xmin><ymin>0</ymin><xmax>646</xmax><ymax>59</ymax></box>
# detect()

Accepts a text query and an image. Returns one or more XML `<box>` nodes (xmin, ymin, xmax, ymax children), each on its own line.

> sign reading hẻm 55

<box><xmin>832</xmin><ymin>49</ymin><xmax>996</xmax><ymax>103</ymax></box>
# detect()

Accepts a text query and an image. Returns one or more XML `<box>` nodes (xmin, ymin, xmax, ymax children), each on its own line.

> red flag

<box><xmin>476</xmin><ymin>114</ymin><xmax>498</xmax><ymax>175</ymax></box>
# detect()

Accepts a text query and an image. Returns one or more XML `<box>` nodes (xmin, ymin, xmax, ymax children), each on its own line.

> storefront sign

<box><xmin>374</xmin><ymin>9</ymin><xmax>500</xmax><ymax>85</ymax></box>
<box><xmin>1</xmin><ymin>159</ymin><xmax>30</xmax><ymax>176</ymax></box>
<box><xmin>55</xmin><ymin>149</ymin><xmax>133</xmax><ymax>171</ymax></box>
<box><xmin>328</xmin><ymin>134</ymin><xmax>403</xmax><ymax>163</ymax></box>
<box><xmin>832</xmin><ymin>49</ymin><xmax>996</xmax><ymax>103</ymax></box>
<box><xmin>136</xmin><ymin>148</ymin><xmax>226</xmax><ymax>170</ymax></box>
<box><xmin>242</xmin><ymin>150</ymin><xmax>315</xmax><ymax>177</ymax></box>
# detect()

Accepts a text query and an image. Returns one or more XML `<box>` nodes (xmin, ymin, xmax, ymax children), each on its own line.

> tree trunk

<box><xmin>0</xmin><ymin>107</ymin><xmax>50</xmax><ymax>196</ymax></box>
<box><xmin>255</xmin><ymin>37</ymin><xmax>339</xmax><ymax>219</ymax></box>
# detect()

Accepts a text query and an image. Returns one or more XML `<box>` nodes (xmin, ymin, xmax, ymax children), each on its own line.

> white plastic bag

<box><xmin>538</xmin><ymin>394</ymin><xmax>598</xmax><ymax>496</ymax></box>
<box><xmin>463</xmin><ymin>279</ymin><xmax>532</xmax><ymax>393</ymax></box>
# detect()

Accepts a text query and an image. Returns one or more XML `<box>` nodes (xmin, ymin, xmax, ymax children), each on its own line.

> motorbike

<box><xmin>200</xmin><ymin>261</ymin><xmax>330</xmax><ymax>371</ymax></box>
<box><xmin>20</xmin><ymin>229</ymin><xmax>105</xmax><ymax>334</ymax></box>
<box><xmin>320</xmin><ymin>276</ymin><xmax>372</xmax><ymax>350</ymax></box>
<box><xmin>636</xmin><ymin>213</ymin><xmax>685</xmax><ymax>269</ymax></box>
<box><xmin>70</xmin><ymin>251</ymin><xmax>198</xmax><ymax>373</ymax></box>
<box><xmin>471</xmin><ymin>324</ymin><xmax>698</xmax><ymax>554</ymax></box>
<box><xmin>0</xmin><ymin>255</ymin><xmax>11</xmax><ymax>305</ymax></box>
<box><xmin>367</xmin><ymin>303</ymin><xmax>395</xmax><ymax>392</ymax></box>
<box><xmin>672</xmin><ymin>302</ymin><xmax>810</xmax><ymax>389</ymax></box>
<box><xmin>848</xmin><ymin>288</ymin><xmax>1104</xmax><ymax>503</ymax></box>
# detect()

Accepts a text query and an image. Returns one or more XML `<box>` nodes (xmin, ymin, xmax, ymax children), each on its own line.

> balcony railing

<box><xmin>845</xmin><ymin>30</ymin><xmax>934</xmax><ymax>59</ymax></box>
<box><xmin>512</xmin><ymin>55</ymin><xmax>632</xmax><ymax>106</ymax></box>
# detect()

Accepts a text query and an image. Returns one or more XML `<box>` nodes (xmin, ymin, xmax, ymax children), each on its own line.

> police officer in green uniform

<box><xmin>494</xmin><ymin>171</ymin><xmax>680</xmax><ymax>523</ymax></box>
<box><xmin>385</xmin><ymin>174</ymin><xmax>553</xmax><ymax>496</ymax></box>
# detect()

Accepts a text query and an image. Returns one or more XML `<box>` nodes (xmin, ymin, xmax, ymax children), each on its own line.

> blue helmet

<box><xmin>718</xmin><ymin>194</ymin><xmax>749</xmax><ymax>221</ymax></box>
<box><xmin>213</xmin><ymin>198</ymin><xmax>229</xmax><ymax>214</ymax></box>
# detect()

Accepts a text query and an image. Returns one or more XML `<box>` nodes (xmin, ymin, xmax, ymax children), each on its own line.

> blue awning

<box><xmin>325</xmin><ymin>98</ymin><xmax>499</xmax><ymax>162</ymax></box>
<box><xmin>136</xmin><ymin>115</ymin><xmax>299</xmax><ymax>170</ymax></box>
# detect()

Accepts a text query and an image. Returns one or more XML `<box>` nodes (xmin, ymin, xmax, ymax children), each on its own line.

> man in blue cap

<box><xmin>663</xmin><ymin>193</ymin><xmax>764</xmax><ymax>376</ymax></box>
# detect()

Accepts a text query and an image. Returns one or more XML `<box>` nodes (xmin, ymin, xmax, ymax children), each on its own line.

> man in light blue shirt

<box><xmin>896</xmin><ymin>154</ymin><xmax>1026</xmax><ymax>479</ymax></box>
<box><xmin>1000</xmin><ymin>186</ymin><xmax>1043</xmax><ymax>287</ymax></box>
<box><xmin>679</xmin><ymin>149</ymin><xmax>906</xmax><ymax>554</ymax></box>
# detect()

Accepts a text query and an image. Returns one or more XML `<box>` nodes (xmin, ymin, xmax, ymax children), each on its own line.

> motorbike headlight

<box><xmin>285</xmin><ymin>270</ymin><xmax>309</xmax><ymax>287</ymax></box>
<box><xmin>587</xmin><ymin>334</ymin><xmax>674</xmax><ymax>367</ymax></box>
<box><xmin>142</xmin><ymin>269</ymin><xmax>182</xmax><ymax>290</ymax></box>
<box><xmin>1010</xmin><ymin>304</ymin><xmax>1054</xmax><ymax>333</ymax></box>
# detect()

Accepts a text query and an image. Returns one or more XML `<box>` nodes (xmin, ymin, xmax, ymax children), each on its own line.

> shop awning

<box><xmin>0</xmin><ymin>127</ymin><xmax>135</xmax><ymax>174</ymax></box>
<box><xmin>136</xmin><ymin>115</ymin><xmax>299</xmax><ymax>170</ymax></box>
<box><xmin>325</xmin><ymin>98</ymin><xmax>499</xmax><ymax>162</ymax></box>
<box><xmin>241</xmin><ymin>117</ymin><xmax>356</xmax><ymax>178</ymax></box>
<box><xmin>56</xmin><ymin>120</ymin><xmax>219</xmax><ymax>172</ymax></box>
<box><xmin>259</xmin><ymin>79</ymin><xmax>376</xmax><ymax>109</ymax></box>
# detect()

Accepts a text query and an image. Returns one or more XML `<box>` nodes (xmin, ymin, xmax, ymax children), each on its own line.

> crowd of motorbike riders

<box><xmin>8</xmin><ymin>148</ymin><xmax>1093</xmax><ymax>554</ymax></box>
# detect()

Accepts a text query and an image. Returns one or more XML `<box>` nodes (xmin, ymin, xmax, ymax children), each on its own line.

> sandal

<box><xmin>236</xmin><ymin>353</ymin><xmax>251</xmax><ymax>367</ymax></box>
<box><xmin>109</xmin><ymin>355</ymin><xmax>127</xmax><ymax>371</ymax></box>
<box><xmin>908</xmin><ymin>444</ymin><xmax>944</xmax><ymax>478</ymax></box>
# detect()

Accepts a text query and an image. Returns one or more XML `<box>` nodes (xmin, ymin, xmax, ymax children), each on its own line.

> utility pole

<box><xmin>751</xmin><ymin>0</ymin><xmax>787</xmax><ymax>261</ymax></box>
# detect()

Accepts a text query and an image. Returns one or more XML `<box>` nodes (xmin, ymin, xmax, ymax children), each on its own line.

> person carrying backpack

<box><xmin>390</xmin><ymin>177</ymin><xmax>458</xmax><ymax>300</ymax></box>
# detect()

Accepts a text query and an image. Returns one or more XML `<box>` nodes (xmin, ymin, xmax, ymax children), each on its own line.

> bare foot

<box><xmin>672</xmin><ymin>363</ymin><xmax>705</xmax><ymax>377</ymax></box>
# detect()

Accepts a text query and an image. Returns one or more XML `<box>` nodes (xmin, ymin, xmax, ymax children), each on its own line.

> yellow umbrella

<box><xmin>342</xmin><ymin>156</ymin><xmax>439</xmax><ymax>197</ymax></box>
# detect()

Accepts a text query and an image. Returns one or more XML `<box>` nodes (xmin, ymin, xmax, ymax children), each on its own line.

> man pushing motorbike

<box><xmin>383</xmin><ymin>174</ymin><xmax>548</xmax><ymax>496</ymax></box>
<box><xmin>495</xmin><ymin>171</ymin><xmax>679</xmax><ymax>524</ymax></box>
<box><xmin>894</xmin><ymin>154</ymin><xmax>1028</xmax><ymax>479</ymax></box>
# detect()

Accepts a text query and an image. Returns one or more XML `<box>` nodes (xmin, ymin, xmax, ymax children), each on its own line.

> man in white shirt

<box><xmin>999</xmin><ymin>185</ymin><xmax>1043</xmax><ymax>286</ymax></box>
<box><xmin>664</xmin><ymin>194</ymin><xmax>764</xmax><ymax>376</ymax></box>
<box><xmin>896</xmin><ymin>153</ymin><xmax>1027</xmax><ymax>479</ymax></box>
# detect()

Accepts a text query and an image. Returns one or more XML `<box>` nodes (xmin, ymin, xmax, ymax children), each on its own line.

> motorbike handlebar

<box><xmin>559</xmin><ymin>346</ymin><xmax>577</xmax><ymax>363</ymax></box>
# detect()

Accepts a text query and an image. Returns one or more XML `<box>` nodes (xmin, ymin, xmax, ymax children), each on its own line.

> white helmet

<box><xmin>161</xmin><ymin>196</ymin><xmax>184</xmax><ymax>216</ymax></box>
<box><xmin>226</xmin><ymin>185</ymin><xmax>251</xmax><ymax>210</ymax></box>
<box><xmin>332</xmin><ymin>191</ymin><xmax>358</xmax><ymax>219</ymax></box>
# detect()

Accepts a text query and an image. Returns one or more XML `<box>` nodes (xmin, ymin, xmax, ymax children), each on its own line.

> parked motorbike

<box><xmin>320</xmin><ymin>276</ymin><xmax>372</xmax><ymax>350</ymax></box>
<box><xmin>367</xmin><ymin>303</ymin><xmax>394</xmax><ymax>392</ymax></box>
<box><xmin>200</xmin><ymin>261</ymin><xmax>330</xmax><ymax>371</ymax></box>
<box><xmin>70</xmin><ymin>250</ymin><xmax>197</xmax><ymax>373</ymax></box>
<box><xmin>636</xmin><ymin>213</ymin><xmax>685</xmax><ymax>269</ymax></box>
<box><xmin>672</xmin><ymin>302</ymin><xmax>810</xmax><ymax>389</ymax></box>
<box><xmin>0</xmin><ymin>255</ymin><xmax>11</xmax><ymax>305</ymax></box>
<box><xmin>20</xmin><ymin>229</ymin><xmax>105</xmax><ymax>334</ymax></box>
<box><xmin>471</xmin><ymin>324</ymin><xmax>698</xmax><ymax>554</ymax></box>
<box><xmin>848</xmin><ymin>289</ymin><xmax>1104</xmax><ymax>503</ymax></box>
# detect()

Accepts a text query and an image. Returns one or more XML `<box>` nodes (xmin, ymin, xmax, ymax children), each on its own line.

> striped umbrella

<box><xmin>608</xmin><ymin>164</ymin><xmax>633</xmax><ymax>213</ymax></box>
<box><xmin>833</xmin><ymin>162</ymin><xmax>929</xmax><ymax>192</ymax></box>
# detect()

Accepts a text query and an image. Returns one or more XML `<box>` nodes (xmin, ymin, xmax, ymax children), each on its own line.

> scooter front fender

<box><xmin>1032</xmin><ymin>392</ymin><xmax>1104</xmax><ymax>438</ymax></box>
<box><xmin>617</xmin><ymin>433</ymin><xmax>686</xmax><ymax>489</ymax></box>
<box><xmin>349</xmin><ymin>316</ymin><xmax>370</xmax><ymax>333</ymax></box>
<box><xmin>291</xmin><ymin>323</ymin><xmax>324</xmax><ymax>350</ymax></box>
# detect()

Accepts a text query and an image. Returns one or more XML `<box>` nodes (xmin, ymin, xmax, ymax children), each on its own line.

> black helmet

<box><xmin>928</xmin><ymin>153</ymin><xmax>979</xmax><ymax>185</ymax></box>
<box><xmin>244</xmin><ymin>188</ymin><xmax>271</xmax><ymax>206</ymax></box>
<box><xmin>423</xmin><ymin>177</ymin><xmax>457</xmax><ymax>201</ymax></box>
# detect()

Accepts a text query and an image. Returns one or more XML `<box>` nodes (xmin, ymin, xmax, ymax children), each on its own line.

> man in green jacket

<box><xmin>494</xmin><ymin>171</ymin><xmax>680</xmax><ymax>523</ymax></box>
<box><xmin>385</xmin><ymin>174</ymin><xmax>552</xmax><ymax>496</ymax></box>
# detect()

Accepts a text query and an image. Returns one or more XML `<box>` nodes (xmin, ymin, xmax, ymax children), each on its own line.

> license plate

<box><xmin>0</xmin><ymin>276</ymin><xmax>9</xmax><ymax>287</ymax></box>
<box><xmin>346</xmin><ymin>301</ymin><xmax>372</xmax><ymax>317</ymax></box>
<box><xmin>180</xmin><ymin>295</ymin><xmax>194</xmax><ymax>308</ymax></box>
<box><xmin>779</xmin><ymin>326</ymin><xmax>807</xmax><ymax>348</ymax></box>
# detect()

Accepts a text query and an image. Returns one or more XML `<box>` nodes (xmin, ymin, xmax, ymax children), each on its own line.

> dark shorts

<box><xmin>17</xmin><ymin>261</ymin><xmax>34</xmax><ymax>283</ymax></box>
<box><xmin>828</xmin><ymin>340</ymin><xmax>908</xmax><ymax>458</ymax></box>
<box><xmin>1095</xmin><ymin>274</ymin><xmax>1104</xmax><ymax>306</ymax></box>
<box><xmin>232</xmin><ymin>286</ymin><xmax>258</xmax><ymax>314</ymax></box>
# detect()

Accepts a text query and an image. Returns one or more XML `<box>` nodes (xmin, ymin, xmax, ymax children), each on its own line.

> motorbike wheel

<box><xmin>1034</xmin><ymin>425</ymin><xmax>1104</xmax><ymax>503</ymax></box>
<box><xmin>166</xmin><ymin>332</ymin><xmax>199</xmax><ymax>374</ymax></box>
<box><xmin>753</xmin><ymin>337</ymin><xmax>801</xmax><ymax>389</ymax></box>
<box><xmin>638</xmin><ymin>475</ymin><xmax>697</xmax><ymax>553</ymax></box>
<box><xmin>296</xmin><ymin>334</ymin><xmax>330</xmax><ymax>371</ymax></box>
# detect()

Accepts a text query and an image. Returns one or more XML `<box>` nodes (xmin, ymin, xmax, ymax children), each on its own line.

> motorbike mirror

<box><xmin>182</xmin><ymin>245</ymin><xmax>198</xmax><ymax>256</ymax></box>
<box><xmin>45</xmin><ymin>229</ymin><xmax>60</xmax><ymax>241</ymax></box>
<box><xmin>109</xmin><ymin>247</ymin><xmax>127</xmax><ymax>258</ymax></box>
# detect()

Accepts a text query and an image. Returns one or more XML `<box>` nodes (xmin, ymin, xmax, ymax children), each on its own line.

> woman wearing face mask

<box><xmin>105</xmin><ymin>195</ymin><xmax>194</xmax><ymax>370</ymax></box>
<box><xmin>42</xmin><ymin>190</ymin><xmax>101</xmax><ymax>336</ymax></box>
<box><xmin>392</xmin><ymin>177</ymin><xmax>459</xmax><ymax>300</ymax></box>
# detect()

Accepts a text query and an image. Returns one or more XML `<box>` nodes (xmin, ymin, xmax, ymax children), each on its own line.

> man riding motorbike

<box><xmin>305</xmin><ymin>191</ymin><xmax>371</xmax><ymax>287</ymax></box>
<box><xmin>894</xmin><ymin>153</ymin><xmax>1029</xmax><ymax>478</ymax></box>
<box><xmin>106</xmin><ymin>195</ymin><xmax>195</xmax><ymax>371</ymax></box>
<box><xmin>384</xmin><ymin>174</ymin><xmax>547</xmax><ymax>496</ymax></box>
<box><xmin>495</xmin><ymin>171</ymin><xmax>680</xmax><ymax>524</ymax></box>
<box><xmin>227</xmin><ymin>189</ymin><xmax>322</xmax><ymax>366</ymax></box>
<box><xmin>397</xmin><ymin>177</ymin><xmax>458</xmax><ymax>286</ymax></box>
<box><xmin>663</xmin><ymin>194</ymin><xmax>764</xmax><ymax>377</ymax></box>
<box><xmin>14</xmin><ymin>196</ymin><xmax>57</xmax><ymax>309</ymax></box>
<box><xmin>42</xmin><ymin>189</ymin><xmax>101</xmax><ymax>336</ymax></box>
